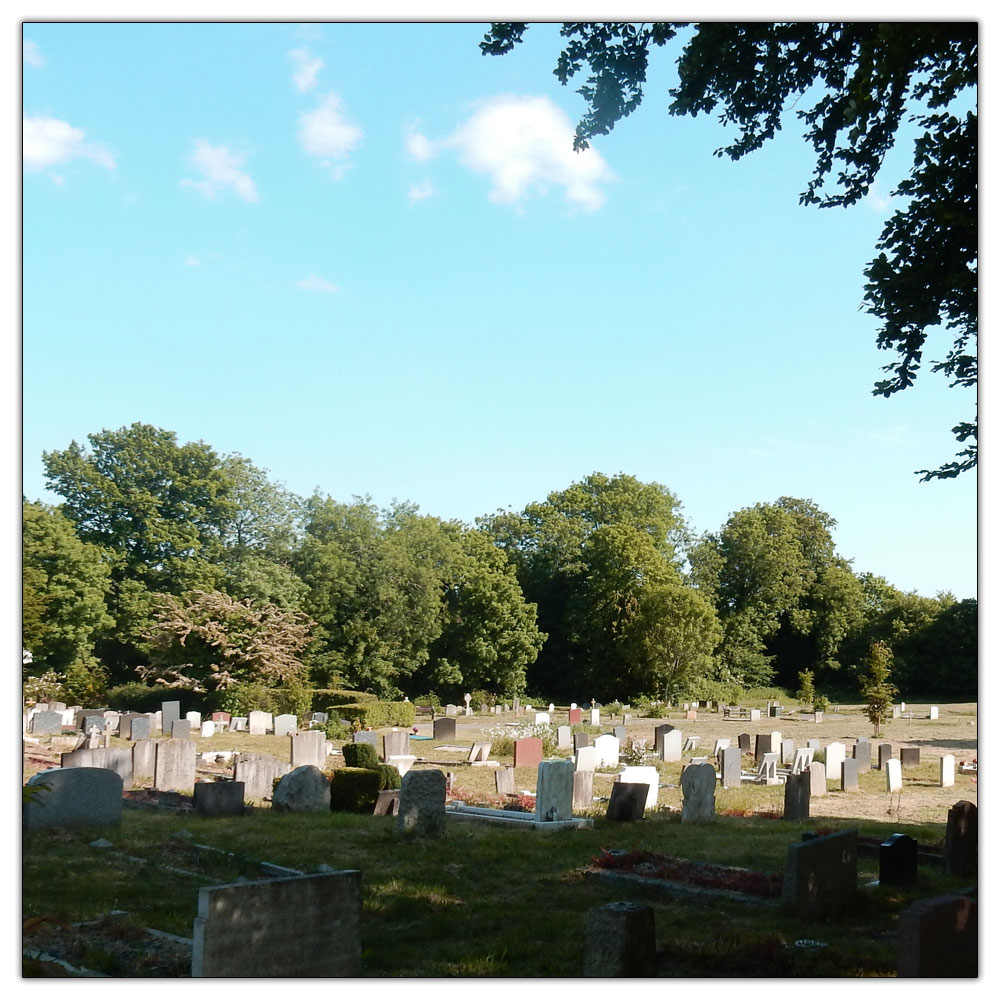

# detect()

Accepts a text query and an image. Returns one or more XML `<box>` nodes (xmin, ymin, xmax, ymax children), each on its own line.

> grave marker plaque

<box><xmin>783</xmin><ymin>829</ymin><xmax>857</xmax><ymax>917</ymax></box>
<box><xmin>513</xmin><ymin>737</ymin><xmax>543</xmax><ymax>769</ymax></box>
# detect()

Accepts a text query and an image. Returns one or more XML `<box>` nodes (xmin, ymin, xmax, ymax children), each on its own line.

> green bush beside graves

<box><xmin>333</xmin><ymin>701</ymin><xmax>415</xmax><ymax>728</ymax></box>
<box><xmin>104</xmin><ymin>682</ymin><xmax>177</xmax><ymax>714</ymax></box>
<box><xmin>374</xmin><ymin>764</ymin><xmax>401</xmax><ymax>790</ymax></box>
<box><xmin>328</xmin><ymin>767</ymin><xmax>382</xmax><ymax>812</ymax></box>
<box><xmin>317</xmin><ymin>689</ymin><xmax>379</xmax><ymax>706</ymax></box>
<box><xmin>342</xmin><ymin>742</ymin><xmax>380</xmax><ymax>769</ymax></box>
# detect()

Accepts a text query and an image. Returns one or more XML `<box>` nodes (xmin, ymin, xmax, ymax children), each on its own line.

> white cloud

<box><xmin>408</xmin><ymin>179</ymin><xmax>435</xmax><ymax>204</ymax></box>
<box><xmin>185</xmin><ymin>255</ymin><xmax>201</xmax><ymax>267</ymax></box>
<box><xmin>180</xmin><ymin>139</ymin><xmax>257</xmax><ymax>203</ymax></box>
<box><xmin>23</xmin><ymin>40</ymin><xmax>45</xmax><ymax>68</ymax></box>
<box><xmin>443</xmin><ymin>95</ymin><xmax>614</xmax><ymax>211</ymax></box>
<box><xmin>289</xmin><ymin>46</ymin><xmax>323</xmax><ymax>93</ymax></box>
<box><xmin>298</xmin><ymin>92</ymin><xmax>362</xmax><ymax>177</ymax></box>
<box><xmin>866</xmin><ymin>180</ymin><xmax>897</xmax><ymax>214</ymax></box>
<box><xmin>23</xmin><ymin>115</ymin><xmax>115</xmax><ymax>172</ymax></box>
<box><xmin>296</xmin><ymin>274</ymin><xmax>339</xmax><ymax>293</ymax></box>
<box><xmin>404</xmin><ymin>122</ymin><xmax>436</xmax><ymax>162</ymax></box>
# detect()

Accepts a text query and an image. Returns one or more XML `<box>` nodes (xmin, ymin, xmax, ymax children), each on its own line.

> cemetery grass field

<box><xmin>22</xmin><ymin>700</ymin><xmax>977</xmax><ymax>977</ymax></box>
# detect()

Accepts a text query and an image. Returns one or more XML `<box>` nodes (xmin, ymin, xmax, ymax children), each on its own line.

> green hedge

<box><xmin>331</xmin><ymin>701</ymin><xmax>415</xmax><ymax>728</ymax></box>
<box><xmin>314</xmin><ymin>689</ymin><xmax>379</xmax><ymax>707</ymax></box>
<box><xmin>104</xmin><ymin>683</ymin><xmax>176</xmax><ymax>714</ymax></box>
<box><xmin>374</xmin><ymin>764</ymin><xmax>401</xmax><ymax>790</ymax></box>
<box><xmin>329</xmin><ymin>768</ymin><xmax>382</xmax><ymax>813</ymax></box>
<box><xmin>342</xmin><ymin>742</ymin><xmax>380</xmax><ymax>769</ymax></box>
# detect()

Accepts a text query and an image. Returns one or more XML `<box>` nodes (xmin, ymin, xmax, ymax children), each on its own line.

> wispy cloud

<box><xmin>185</xmin><ymin>255</ymin><xmax>201</xmax><ymax>267</ymax></box>
<box><xmin>180</xmin><ymin>139</ymin><xmax>258</xmax><ymax>202</ymax></box>
<box><xmin>438</xmin><ymin>95</ymin><xmax>615</xmax><ymax>211</ymax></box>
<box><xmin>288</xmin><ymin>46</ymin><xmax>323</xmax><ymax>93</ymax></box>
<box><xmin>407</xmin><ymin>179</ymin><xmax>435</xmax><ymax>204</ymax></box>
<box><xmin>297</xmin><ymin>92</ymin><xmax>362</xmax><ymax>178</ymax></box>
<box><xmin>296</xmin><ymin>274</ymin><xmax>339</xmax><ymax>293</ymax></box>
<box><xmin>23</xmin><ymin>115</ymin><xmax>115</xmax><ymax>172</ymax></box>
<box><xmin>23</xmin><ymin>40</ymin><xmax>45</xmax><ymax>68</ymax></box>
<box><xmin>404</xmin><ymin>122</ymin><xmax>436</xmax><ymax>162</ymax></box>
<box><xmin>865</xmin><ymin>180</ymin><xmax>897</xmax><ymax>214</ymax></box>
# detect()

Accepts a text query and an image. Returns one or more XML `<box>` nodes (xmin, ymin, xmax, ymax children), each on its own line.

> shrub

<box><xmin>374</xmin><ymin>764</ymin><xmax>401</xmax><ymax>790</ymax></box>
<box><xmin>318</xmin><ymin>689</ymin><xmax>379</xmax><ymax>707</ymax></box>
<box><xmin>217</xmin><ymin>682</ymin><xmax>281</xmax><ymax>716</ymax></box>
<box><xmin>342</xmin><ymin>742</ymin><xmax>379</xmax><ymax>769</ymax></box>
<box><xmin>321</xmin><ymin>718</ymin><xmax>352</xmax><ymax>741</ymax></box>
<box><xmin>486</xmin><ymin>722</ymin><xmax>558</xmax><ymax>757</ymax></box>
<box><xmin>813</xmin><ymin>695</ymin><xmax>830</xmax><ymax>714</ymax></box>
<box><xmin>333</xmin><ymin>701</ymin><xmax>415</xmax><ymax>729</ymax></box>
<box><xmin>329</xmin><ymin>768</ymin><xmax>381</xmax><ymax>812</ymax></box>
<box><xmin>23</xmin><ymin>670</ymin><xmax>67</xmax><ymax>705</ymax></box>
<box><xmin>467</xmin><ymin>689</ymin><xmax>495</xmax><ymax>710</ymax></box>
<box><xmin>104</xmin><ymin>682</ymin><xmax>176</xmax><ymax>714</ymax></box>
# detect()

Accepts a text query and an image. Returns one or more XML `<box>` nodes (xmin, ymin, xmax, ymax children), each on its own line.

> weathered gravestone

<box><xmin>582</xmin><ymin>901</ymin><xmax>657</xmax><ymax>977</ymax></box>
<box><xmin>495</xmin><ymin>767</ymin><xmax>515</xmax><ymax>795</ymax></box>
<box><xmin>514</xmin><ymin>737</ymin><xmax>544</xmax><ymax>769</ymax></box>
<box><xmin>594</xmin><ymin>734</ymin><xmax>620</xmax><ymax>768</ymax></box>
<box><xmin>720</xmin><ymin>746</ymin><xmax>742</xmax><ymax>789</ymax></box>
<box><xmin>193</xmin><ymin>781</ymin><xmax>245</xmax><ymax>818</ymax></box>
<box><xmin>290</xmin><ymin>730</ymin><xmax>327</xmax><ymax>769</ymax></box>
<box><xmin>273</xmin><ymin>714</ymin><xmax>297</xmax><ymax>737</ymax></box>
<box><xmin>433</xmin><ymin>717</ymin><xmax>457</xmax><ymax>742</ymax></box>
<box><xmin>535</xmin><ymin>759</ymin><xmax>574</xmax><ymax>822</ymax></box>
<box><xmin>118</xmin><ymin>713</ymin><xmax>146</xmax><ymax>740</ymax></box>
<box><xmin>572</xmin><ymin>732</ymin><xmax>591</xmax><ymax>752</ymax></box>
<box><xmin>192</xmin><ymin>870</ymin><xmax>362</xmax><ymax>977</ymax></box>
<box><xmin>784</xmin><ymin>829</ymin><xmax>857</xmax><ymax>917</ymax></box>
<box><xmin>590</xmin><ymin>709</ymin><xmax>600</xmax><ymax>726</ymax></box>
<box><xmin>374</xmin><ymin>790</ymin><xmax>400</xmax><ymax>815</ymax></box>
<box><xmin>939</xmin><ymin>754</ymin><xmax>955</xmax><ymax>787</ymax></box>
<box><xmin>877</xmin><ymin>743</ymin><xmax>893</xmax><ymax>770</ymax></box>
<box><xmin>556</xmin><ymin>725</ymin><xmax>572</xmax><ymax>749</ymax></box>
<box><xmin>210</xmin><ymin>712</ymin><xmax>231</xmax><ymax>725</ymax></box>
<box><xmin>659</xmin><ymin>730</ymin><xmax>682</xmax><ymax>763</ymax></box>
<box><xmin>23</xmin><ymin>767</ymin><xmax>123</xmax><ymax>831</ymax></box>
<box><xmin>783</xmin><ymin>771</ymin><xmax>810</xmax><ymax>821</ymax></box>
<box><xmin>841</xmin><ymin>758</ymin><xmax>860</xmax><ymax>792</ymax></box>
<box><xmin>171</xmin><ymin>719</ymin><xmax>192</xmax><ymax>740</ymax></box>
<box><xmin>944</xmin><ymin>800</ymin><xmax>977</xmax><ymax>877</ymax></box>
<box><xmin>574</xmin><ymin>746</ymin><xmax>598</xmax><ymax>773</ymax></box>
<box><xmin>680</xmin><ymin>762</ymin><xmax>716</xmax><ymax>823</ymax></box>
<box><xmin>397</xmin><ymin>768</ymin><xmax>446</xmax><ymax>836</ymax></box>
<box><xmin>568</xmin><ymin>707</ymin><xmax>582</xmax><ymax>725</ymax></box>
<box><xmin>737</xmin><ymin>732</ymin><xmax>752</xmax><ymax>753</ymax></box>
<box><xmin>534</xmin><ymin>712</ymin><xmax>551</xmax><ymax>725</ymax></box>
<box><xmin>885</xmin><ymin>758</ymin><xmax>903</xmax><ymax>793</ymax></box>
<box><xmin>200</xmin><ymin>721</ymin><xmax>216</xmax><ymax>738</ymax></box>
<box><xmin>154</xmin><ymin>739</ymin><xmax>196</xmax><ymax>792</ymax></box>
<box><xmin>445</xmin><ymin>704</ymin><xmax>457</xmax><ymax>717</ymax></box>
<box><xmin>853</xmin><ymin>738</ymin><xmax>872</xmax><ymax>773</ymax></box>
<box><xmin>808</xmin><ymin>760</ymin><xmax>827</xmax><ymax>797</ymax></box>
<box><xmin>382</xmin><ymin>730</ymin><xmax>410</xmax><ymax>761</ymax></box>
<box><xmin>468</xmin><ymin>742</ymin><xmax>492</xmax><ymax>764</ymax></box>
<box><xmin>612</xmin><ymin>724</ymin><xmax>626</xmax><ymax>741</ymax></box>
<box><xmin>352</xmin><ymin>730</ymin><xmax>377</xmax><ymax>747</ymax></box>
<box><xmin>161</xmin><ymin>701</ymin><xmax>181</xmax><ymax>733</ymax></box>
<box><xmin>781</xmin><ymin>738</ymin><xmax>796</xmax><ymax>765</ymax></box>
<box><xmin>606</xmin><ymin>782</ymin><xmax>647</xmax><ymax>821</ymax></box>
<box><xmin>185</xmin><ymin>711</ymin><xmax>202</xmax><ymax>728</ymax></box>
<box><xmin>755</xmin><ymin>732</ymin><xmax>781</xmax><ymax>761</ymax></box>
<box><xmin>929</xmin><ymin>705</ymin><xmax>939</xmax><ymax>720</ymax></box>
<box><xmin>619</xmin><ymin>766</ymin><xmax>659</xmax><ymax>810</ymax></box>
<box><xmin>60</xmin><ymin>746</ymin><xmax>133</xmax><ymax>789</ymax></box>
<box><xmin>900</xmin><ymin>747</ymin><xmax>921</xmax><ymax>768</ymax></box>
<box><xmin>234</xmin><ymin>753</ymin><xmax>290</xmax><ymax>802</ymax></box>
<box><xmin>712</xmin><ymin>737</ymin><xmax>731</xmax><ymax>757</ymax></box>
<box><xmin>880</xmin><ymin>833</ymin><xmax>918</xmax><ymax>885</ymax></box>
<box><xmin>272</xmin><ymin>765</ymin><xmax>331</xmax><ymax>812</ymax></box>
<box><xmin>572</xmin><ymin>769</ymin><xmax>594</xmax><ymax>811</ymax></box>
<box><xmin>132</xmin><ymin>739</ymin><xmax>156</xmax><ymax>781</ymax></box>
<box><xmin>825</xmin><ymin>741</ymin><xmax>846</xmax><ymax>782</ymax></box>
<box><xmin>248</xmin><ymin>711</ymin><xmax>272</xmax><ymax>736</ymax></box>
<box><xmin>230</xmin><ymin>717</ymin><xmax>248</xmax><ymax>732</ymax></box>
<box><xmin>897</xmin><ymin>894</ymin><xmax>977</xmax><ymax>978</ymax></box>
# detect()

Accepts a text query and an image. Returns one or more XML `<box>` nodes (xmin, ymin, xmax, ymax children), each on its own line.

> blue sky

<box><xmin>20</xmin><ymin>17</ymin><xmax>978</xmax><ymax>601</ymax></box>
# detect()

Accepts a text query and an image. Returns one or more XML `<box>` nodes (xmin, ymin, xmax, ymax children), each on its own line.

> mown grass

<box><xmin>22</xmin><ymin>802</ymin><xmax>974</xmax><ymax>977</ymax></box>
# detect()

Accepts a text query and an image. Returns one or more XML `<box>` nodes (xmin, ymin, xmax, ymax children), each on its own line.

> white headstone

<box><xmin>618</xmin><ymin>765</ymin><xmax>659</xmax><ymax>810</ymax></box>
<box><xmin>825</xmin><ymin>741</ymin><xmax>846</xmax><ymax>782</ymax></box>
<box><xmin>939</xmin><ymin>754</ymin><xmax>955</xmax><ymax>787</ymax></box>
<box><xmin>200</xmin><ymin>721</ymin><xmax>216</xmax><ymax>738</ymax></box>
<box><xmin>593</xmin><ymin>734</ymin><xmax>620</xmax><ymax>768</ymax></box>
<box><xmin>548</xmin><ymin>703</ymin><xmax>555</xmax><ymax>714</ymax></box>
<box><xmin>534</xmin><ymin>712</ymin><xmax>550</xmax><ymax>725</ymax></box>
<box><xmin>929</xmin><ymin>706</ymin><xmax>939</xmax><ymax>720</ymax></box>
<box><xmin>570</xmin><ymin>703</ymin><xmax>577</xmax><ymax>710</ymax></box>
<box><xmin>886</xmin><ymin>757</ymin><xmax>903</xmax><ymax>792</ymax></box>
<box><xmin>248</xmin><ymin>711</ymin><xmax>272</xmax><ymax>736</ymax></box>
<box><xmin>660</xmin><ymin>729</ymin><xmax>682</xmax><ymax>763</ymax></box>
<box><xmin>186</xmin><ymin>711</ymin><xmax>202</xmax><ymax>727</ymax></box>
<box><xmin>590</xmin><ymin>708</ymin><xmax>600</xmax><ymax>726</ymax></box>
<box><xmin>574</xmin><ymin>746</ymin><xmax>598</xmax><ymax>773</ymax></box>
<box><xmin>274</xmin><ymin>714</ymin><xmax>297</xmax><ymax>737</ymax></box>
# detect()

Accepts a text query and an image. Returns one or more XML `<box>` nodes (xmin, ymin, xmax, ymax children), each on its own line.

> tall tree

<box><xmin>860</xmin><ymin>639</ymin><xmax>898</xmax><ymax>736</ymax></box>
<box><xmin>481</xmin><ymin>22</ymin><xmax>977</xmax><ymax>478</ymax></box>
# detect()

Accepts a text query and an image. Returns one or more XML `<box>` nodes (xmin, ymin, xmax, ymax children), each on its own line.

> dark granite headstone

<box><xmin>432</xmin><ymin>717</ymin><xmax>457</xmax><ymax>741</ymax></box>
<box><xmin>879</xmin><ymin>833</ymin><xmax>918</xmax><ymax>885</ymax></box>
<box><xmin>738</xmin><ymin>732</ymin><xmax>752</xmax><ymax>753</ymax></box>
<box><xmin>606</xmin><ymin>782</ymin><xmax>646</xmax><ymax>821</ymax></box>
<box><xmin>352</xmin><ymin>730</ymin><xmax>377</xmax><ymax>746</ymax></box>
<box><xmin>783</xmin><ymin>771</ymin><xmax>810</xmax><ymax>821</ymax></box>
<box><xmin>897</xmin><ymin>895</ymin><xmax>977</xmax><ymax>977</ymax></box>
<box><xmin>572</xmin><ymin>732</ymin><xmax>591</xmax><ymax>751</ymax></box>
<box><xmin>783</xmin><ymin>829</ymin><xmax>857</xmax><ymax>917</ymax></box>
<box><xmin>193</xmin><ymin>781</ymin><xmax>246</xmax><ymax>818</ymax></box>
<box><xmin>899</xmin><ymin>747</ymin><xmax>921</xmax><ymax>768</ymax></box>
<box><xmin>877</xmin><ymin>743</ymin><xmax>893</xmax><ymax>770</ymax></box>
<box><xmin>944</xmin><ymin>800</ymin><xmax>977</xmax><ymax>877</ymax></box>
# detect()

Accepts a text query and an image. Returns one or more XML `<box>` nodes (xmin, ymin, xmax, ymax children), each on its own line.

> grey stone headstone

<box><xmin>653</xmin><ymin>723</ymin><xmax>674</xmax><ymax>748</ymax></box>
<box><xmin>853</xmin><ymin>738</ymin><xmax>872</xmax><ymax>773</ymax></box>
<box><xmin>944</xmin><ymin>800</ymin><xmax>977</xmax><ymax>877</ymax></box>
<box><xmin>808</xmin><ymin>760</ymin><xmax>827</xmax><ymax>797</ymax></box>
<box><xmin>383</xmin><ymin>730</ymin><xmax>410</xmax><ymax>761</ymax></box>
<box><xmin>897</xmin><ymin>895</ymin><xmax>977</xmax><ymax>977</ymax></box>
<box><xmin>234</xmin><ymin>753</ymin><xmax>290</xmax><ymax>802</ymax></box>
<box><xmin>572</xmin><ymin>732</ymin><xmax>591</xmax><ymax>751</ymax></box>
<box><xmin>556</xmin><ymin>725</ymin><xmax>572</xmax><ymax>749</ymax></box>
<box><xmin>60</xmin><ymin>746</ymin><xmax>133</xmax><ymax>789</ymax></box>
<box><xmin>433</xmin><ymin>717</ymin><xmax>457</xmax><ymax>742</ymax></box>
<box><xmin>572</xmin><ymin>769</ymin><xmax>594</xmax><ymax>811</ymax></box>
<box><xmin>274</xmin><ymin>714</ymin><xmax>297</xmax><ymax>737</ymax></box>
<box><xmin>680</xmin><ymin>762</ymin><xmax>716</xmax><ymax>823</ymax></box>
<box><xmin>397</xmin><ymin>769</ymin><xmax>446</xmax><ymax>836</ymax></box>
<box><xmin>374</xmin><ymin>790</ymin><xmax>400</xmax><ymax>816</ymax></box>
<box><xmin>192</xmin><ymin>871</ymin><xmax>361</xmax><ymax>977</ymax></box>
<box><xmin>737</xmin><ymin>732</ymin><xmax>752</xmax><ymax>753</ymax></box>
<box><xmin>720</xmin><ymin>746</ymin><xmax>742</xmax><ymax>788</ymax></box>
<box><xmin>806</xmin><ymin>738</ymin><xmax>821</xmax><ymax>750</ymax></box>
<box><xmin>535</xmin><ymin>759</ymin><xmax>574</xmax><ymax>822</ymax></box>
<box><xmin>171</xmin><ymin>719</ymin><xmax>191</xmax><ymax>740</ymax></box>
<box><xmin>574</xmin><ymin>746</ymin><xmax>598</xmax><ymax>773</ymax></box>
<box><xmin>781</xmin><ymin>738</ymin><xmax>796</xmax><ymax>765</ymax></box>
<box><xmin>612</xmin><ymin>725</ymin><xmax>626</xmax><ymax>740</ymax></box>
<box><xmin>783</xmin><ymin>829</ymin><xmax>857</xmax><ymax>917</ymax></box>
<box><xmin>445</xmin><ymin>704</ymin><xmax>457</xmax><ymax>717</ymax></box>
<box><xmin>352</xmin><ymin>730</ymin><xmax>377</xmax><ymax>746</ymax></box>
<box><xmin>273</xmin><ymin>765</ymin><xmax>331</xmax><ymax>813</ymax></box>
<box><xmin>606</xmin><ymin>782</ymin><xmax>646</xmax><ymax>821</ymax></box>
<box><xmin>23</xmin><ymin>767</ymin><xmax>123</xmax><ymax>830</ymax></box>
<box><xmin>494</xmin><ymin>767</ymin><xmax>515</xmax><ymax>795</ymax></box>
<box><xmin>29</xmin><ymin>711</ymin><xmax>63</xmax><ymax>735</ymax></box>
<box><xmin>877</xmin><ymin>743</ymin><xmax>893</xmax><ymax>770</ymax></box>
<box><xmin>783</xmin><ymin>771</ymin><xmax>810</xmax><ymax>821</ymax></box>
<box><xmin>582</xmin><ymin>901</ymin><xmax>657</xmax><ymax>977</ymax></box>
<box><xmin>132</xmin><ymin>739</ymin><xmax>156</xmax><ymax>781</ymax></box>
<box><xmin>659</xmin><ymin>729</ymin><xmax>682</xmax><ymax>762</ymax></box>
<box><xmin>161</xmin><ymin>701</ymin><xmax>181</xmax><ymax>731</ymax></box>
<box><xmin>841</xmin><ymin>758</ymin><xmax>860</xmax><ymax>791</ymax></box>
<box><xmin>82</xmin><ymin>715</ymin><xmax>105</xmax><ymax>736</ymax></box>
<box><xmin>290</xmin><ymin>730</ymin><xmax>327</xmax><ymax>770</ymax></box>
<box><xmin>248</xmin><ymin>711</ymin><xmax>272</xmax><ymax>736</ymax></box>
<box><xmin>154</xmin><ymin>739</ymin><xmax>196</xmax><ymax>792</ymax></box>
<box><xmin>900</xmin><ymin>747</ymin><xmax>921</xmax><ymax>768</ymax></box>
<box><xmin>193</xmin><ymin>781</ymin><xmax>245</xmax><ymax>818</ymax></box>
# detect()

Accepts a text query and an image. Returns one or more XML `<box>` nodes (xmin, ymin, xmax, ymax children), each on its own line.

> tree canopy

<box><xmin>481</xmin><ymin>22</ymin><xmax>977</xmax><ymax>478</ymax></box>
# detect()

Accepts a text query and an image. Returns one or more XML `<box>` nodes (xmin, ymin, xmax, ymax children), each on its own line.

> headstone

<box><xmin>944</xmin><ymin>800</ymin><xmax>977</xmax><ymax>877</ymax></box>
<box><xmin>60</xmin><ymin>746</ymin><xmax>132</xmax><ymax>789</ymax></box>
<box><xmin>572</xmin><ymin>769</ymin><xmax>594</xmax><ymax>811</ymax></box>
<box><xmin>853</xmin><ymin>738</ymin><xmax>872</xmax><ymax>773</ymax></box>
<box><xmin>879</xmin><ymin>833</ymin><xmax>918</xmax><ymax>885</ymax></box>
<box><xmin>685</xmin><ymin>709</ymin><xmax>697</xmax><ymax>721</ymax></box>
<box><xmin>445</xmin><ymin>704</ymin><xmax>457</xmax><ymax>717</ymax></box>
<box><xmin>81</xmin><ymin>715</ymin><xmax>105</xmax><ymax>737</ymax></box>
<box><xmin>653</xmin><ymin>723</ymin><xmax>674</xmax><ymax>747</ymax></box>
<box><xmin>568</xmin><ymin>707</ymin><xmax>582</xmax><ymax>725</ymax></box>
<box><xmin>939</xmin><ymin>754</ymin><xmax>955</xmax><ymax>787</ymax></box>
<box><xmin>618</xmin><ymin>766</ymin><xmax>659</xmax><ymax>810</ymax></box>
<box><xmin>885</xmin><ymin>758</ymin><xmax>903</xmax><ymax>793</ymax></box>
<box><xmin>877</xmin><ymin>743</ymin><xmax>893</xmax><ymax>770</ymax></box>
<box><xmin>660</xmin><ymin>730</ymin><xmax>682</xmax><ymax>763</ymax></box>
<box><xmin>808</xmin><ymin>760</ymin><xmax>827</xmax><ymax>797</ymax></box>
<box><xmin>712</xmin><ymin>738</ymin><xmax>731</xmax><ymax>757</ymax></box>
<box><xmin>897</xmin><ymin>895</ymin><xmax>977</xmax><ymax>978</ymax></box>
<box><xmin>737</xmin><ymin>732</ymin><xmax>752</xmax><ymax>753</ymax></box>
<box><xmin>590</xmin><ymin>709</ymin><xmax>600</xmax><ymax>726</ymax></box>
<box><xmin>781</xmin><ymin>738</ymin><xmax>796</xmax><ymax>765</ymax></box>
<box><xmin>825</xmin><ymin>741</ymin><xmax>846</xmax><ymax>781</ymax></box>
<box><xmin>612</xmin><ymin>725</ymin><xmax>626</xmax><ymax>740</ymax></box>
<box><xmin>185</xmin><ymin>711</ymin><xmax>202</xmax><ymax>728</ymax></box>
<box><xmin>468</xmin><ymin>742</ymin><xmax>492</xmax><ymax>763</ymax></box>
<box><xmin>495</xmin><ymin>767</ymin><xmax>515</xmax><ymax>795</ymax></box>
<box><xmin>23</xmin><ymin>767</ymin><xmax>123</xmax><ymax>830</ymax></box>
<box><xmin>396</xmin><ymin>768</ymin><xmax>447</xmax><ymax>836</ymax></box>
<box><xmin>433</xmin><ymin>717</ymin><xmax>457</xmax><ymax>741</ymax></box>
<box><xmin>352</xmin><ymin>730</ymin><xmax>377</xmax><ymax>746</ymax></box>
<box><xmin>892</xmin><ymin>705</ymin><xmax>902</xmax><ymax>719</ymax></box>
<box><xmin>748</xmin><ymin>708</ymin><xmax>761</xmax><ymax>722</ymax></box>
<box><xmin>132</xmin><ymin>739</ymin><xmax>156</xmax><ymax>781</ymax></box>
<box><xmin>533</xmin><ymin>712</ymin><xmax>550</xmax><ymax>725</ymax></box>
<box><xmin>572</xmin><ymin>732</ymin><xmax>591</xmax><ymax>751</ymax></box>
<box><xmin>161</xmin><ymin>701</ymin><xmax>181</xmax><ymax>732</ymax></box>
<box><xmin>783</xmin><ymin>829</ymin><xmax>857</xmax><ymax>917</ymax></box>
<box><xmin>479</xmin><ymin>703</ymin><xmax>489</xmax><ymax>714</ymax></box>
<box><xmin>248</xmin><ymin>711</ymin><xmax>272</xmax><ymax>736</ymax></box>
<box><xmin>606</xmin><ymin>782</ymin><xmax>647</xmax><ymax>821</ymax></box>
<box><xmin>680</xmin><ymin>762</ymin><xmax>715</xmax><ymax>823</ymax></box>
<box><xmin>574</xmin><ymin>746</ymin><xmax>598</xmax><ymax>773</ymax></box>
<box><xmin>383</xmin><ymin>730</ymin><xmax>410</xmax><ymax>761</ymax></box>
<box><xmin>682</xmin><ymin>736</ymin><xmax>699</xmax><ymax>753</ymax></box>
<box><xmin>374</xmin><ymin>790</ymin><xmax>400</xmax><ymax>816</ymax></box>
<box><xmin>548</xmin><ymin>703</ymin><xmax>555</xmax><ymax>713</ymax></box>
<box><xmin>623</xmin><ymin>714</ymin><xmax>632</xmax><ymax>725</ymax></box>
<box><xmin>813</xmin><ymin>711</ymin><xmax>824</xmax><ymax>723</ymax></box>
<box><xmin>290</xmin><ymin>730</ymin><xmax>327</xmax><ymax>769</ymax></box>
<box><xmin>754</xmin><ymin>733</ymin><xmax>775</xmax><ymax>760</ymax></box>
<box><xmin>192</xmin><ymin>871</ymin><xmax>362</xmax><ymax>977</ymax></box>
<box><xmin>513</xmin><ymin>737</ymin><xmax>543</xmax><ymax>769</ymax></box>
<box><xmin>210</xmin><ymin>712</ymin><xmax>231</xmax><ymax>724</ymax></box>
<box><xmin>582</xmin><ymin>901</ymin><xmax>657</xmax><ymax>977</ymax></box>
<box><xmin>274</xmin><ymin>714</ymin><xmax>297</xmax><ymax>737</ymax></box>
<box><xmin>171</xmin><ymin>719</ymin><xmax>192</xmax><ymax>740</ymax></box>
<box><xmin>806</xmin><ymin>738</ymin><xmax>821</xmax><ymax>750</ymax></box>
<box><xmin>310</xmin><ymin>712</ymin><xmax>328</xmax><ymax>725</ymax></box>
<box><xmin>720</xmin><ymin>746</ymin><xmax>742</xmax><ymax>788</ymax></box>
<box><xmin>841</xmin><ymin>758</ymin><xmax>860</xmax><ymax>791</ymax></box>
<box><xmin>193</xmin><ymin>781</ymin><xmax>245</xmax><ymax>818</ymax></box>
<box><xmin>118</xmin><ymin>713</ymin><xmax>142</xmax><ymax>740</ymax></box>
<box><xmin>900</xmin><ymin>747</ymin><xmax>920</xmax><ymax>768</ymax></box>
<box><xmin>28</xmin><ymin>711</ymin><xmax>63</xmax><ymax>735</ymax></box>
<box><xmin>535</xmin><ymin>759</ymin><xmax>574</xmax><ymax>821</ymax></box>
<box><xmin>234</xmin><ymin>753</ymin><xmax>290</xmax><ymax>801</ymax></box>
<box><xmin>929</xmin><ymin>705</ymin><xmax>939</xmax><ymax>720</ymax></box>
<box><xmin>593</xmin><ymin>734</ymin><xmax>620</xmax><ymax>768</ymax></box>
<box><xmin>231</xmin><ymin>717</ymin><xmax>248</xmax><ymax>732</ymax></box>
<box><xmin>154</xmin><ymin>739</ymin><xmax>196</xmax><ymax>792</ymax></box>
<box><xmin>200</xmin><ymin>721</ymin><xmax>216</xmax><ymax>738</ymax></box>
<box><xmin>272</xmin><ymin>765</ymin><xmax>331</xmax><ymax>812</ymax></box>
<box><xmin>388</xmin><ymin>755</ymin><xmax>417</xmax><ymax>776</ymax></box>
<box><xmin>783</xmin><ymin>771</ymin><xmax>810</xmax><ymax>821</ymax></box>
<box><xmin>556</xmin><ymin>725</ymin><xmax>572</xmax><ymax>749</ymax></box>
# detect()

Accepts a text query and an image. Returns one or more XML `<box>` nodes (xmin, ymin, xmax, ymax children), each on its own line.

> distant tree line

<box><xmin>22</xmin><ymin>424</ymin><xmax>977</xmax><ymax>708</ymax></box>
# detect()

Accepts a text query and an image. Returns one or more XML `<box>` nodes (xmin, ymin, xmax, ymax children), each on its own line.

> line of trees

<box><xmin>22</xmin><ymin>424</ymin><xmax>976</xmax><ymax>708</ymax></box>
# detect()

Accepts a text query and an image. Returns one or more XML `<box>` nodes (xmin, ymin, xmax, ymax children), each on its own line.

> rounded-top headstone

<box><xmin>272</xmin><ymin>765</ymin><xmax>331</xmax><ymax>812</ymax></box>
